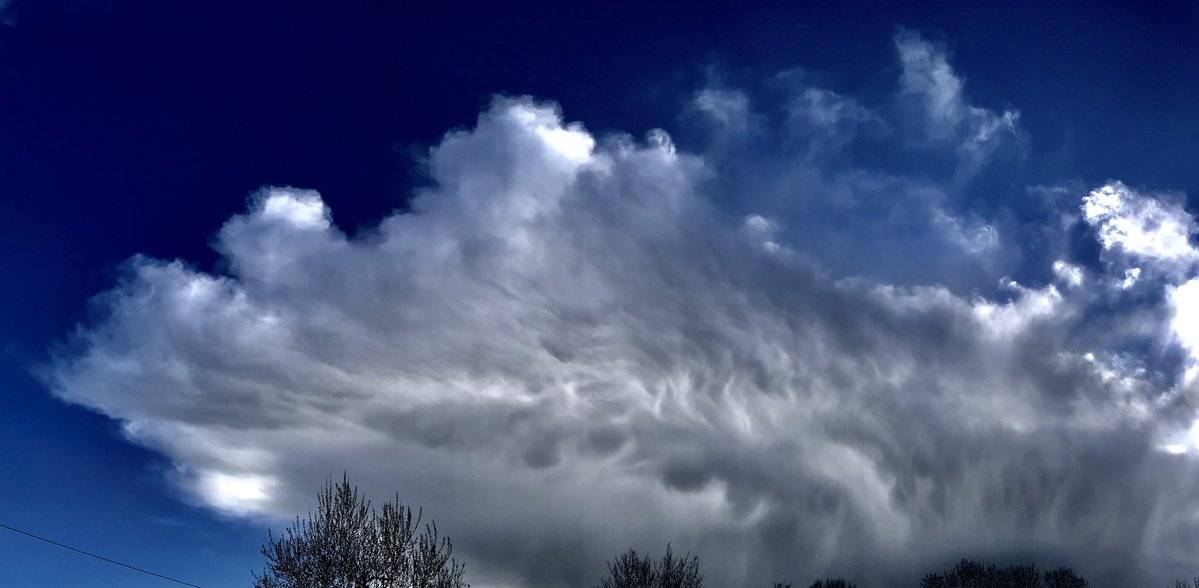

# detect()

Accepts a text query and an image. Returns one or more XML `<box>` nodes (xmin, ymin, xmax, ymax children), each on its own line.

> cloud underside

<box><xmin>46</xmin><ymin>34</ymin><xmax>1199</xmax><ymax>586</ymax></box>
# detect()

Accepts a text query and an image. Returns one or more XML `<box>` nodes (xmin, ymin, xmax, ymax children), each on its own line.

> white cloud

<box><xmin>200</xmin><ymin>471</ymin><xmax>276</xmax><ymax>514</ymax></box>
<box><xmin>789</xmin><ymin>88</ymin><xmax>877</xmax><ymax>131</ymax></box>
<box><xmin>932</xmin><ymin>208</ymin><xmax>1000</xmax><ymax>256</ymax></box>
<box><xmin>971</xmin><ymin>278</ymin><xmax>1064</xmax><ymax>340</ymax></box>
<box><xmin>44</xmin><ymin>96</ymin><xmax>1199</xmax><ymax>586</ymax></box>
<box><xmin>1122</xmin><ymin>267</ymin><xmax>1143</xmax><ymax>289</ymax></box>
<box><xmin>1169</xmin><ymin>279</ymin><xmax>1199</xmax><ymax>380</ymax></box>
<box><xmin>1052</xmin><ymin>260</ymin><xmax>1085</xmax><ymax>288</ymax></box>
<box><xmin>693</xmin><ymin>87</ymin><xmax>751</xmax><ymax>132</ymax></box>
<box><xmin>259</xmin><ymin>190</ymin><xmax>330</xmax><ymax>228</ymax></box>
<box><xmin>741</xmin><ymin>213</ymin><xmax>783</xmax><ymax>253</ymax></box>
<box><xmin>894</xmin><ymin>31</ymin><xmax>1023</xmax><ymax>174</ymax></box>
<box><xmin>669</xmin><ymin>35</ymin><xmax>1037</xmax><ymax>293</ymax></box>
<box><xmin>1082</xmin><ymin>181</ymin><xmax>1198</xmax><ymax>268</ymax></box>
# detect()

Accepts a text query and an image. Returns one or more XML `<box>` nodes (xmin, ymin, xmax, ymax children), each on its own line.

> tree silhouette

<box><xmin>809</xmin><ymin>579</ymin><xmax>856</xmax><ymax>588</ymax></box>
<box><xmin>253</xmin><ymin>474</ymin><xmax>467</xmax><ymax>588</ymax></box>
<box><xmin>597</xmin><ymin>544</ymin><xmax>702</xmax><ymax>588</ymax></box>
<box><xmin>1042</xmin><ymin>567</ymin><xmax>1088</xmax><ymax>588</ymax></box>
<box><xmin>921</xmin><ymin>559</ymin><xmax>1088</xmax><ymax>588</ymax></box>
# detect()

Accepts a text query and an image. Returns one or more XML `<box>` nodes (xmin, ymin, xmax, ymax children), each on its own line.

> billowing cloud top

<box><xmin>45</xmin><ymin>33</ymin><xmax>1199</xmax><ymax>586</ymax></box>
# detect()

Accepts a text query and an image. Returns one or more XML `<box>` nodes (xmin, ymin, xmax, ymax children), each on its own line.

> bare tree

<box><xmin>254</xmin><ymin>474</ymin><xmax>467</xmax><ymax>588</ymax></box>
<box><xmin>600</xmin><ymin>548</ymin><xmax>656</xmax><ymax>588</ymax></box>
<box><xmin>655</xmin><ymin>544</ymin><xmax>702</xmax><ymax>588</ymax></box>
<box><xmin>597</xmin><ymin>544</ymin><xmax>701</xmax><ymax>588</ymax></box>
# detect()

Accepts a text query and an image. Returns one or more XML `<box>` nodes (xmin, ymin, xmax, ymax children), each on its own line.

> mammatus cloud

<box><xmin>46</xmin><ymin>33</ymin><xmax>1199</xmax><ymax>586</ymax></box>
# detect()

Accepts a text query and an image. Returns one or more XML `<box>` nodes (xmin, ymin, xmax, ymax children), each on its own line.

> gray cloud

<box><xmin>45</xmin><ymin>36</ymin><xmax>1199</xmax><ymax>587</ymax></box>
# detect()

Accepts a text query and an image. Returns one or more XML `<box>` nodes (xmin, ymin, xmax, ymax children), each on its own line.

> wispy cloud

<box><xmin>43</xmin><ymin>35</ymin><xmax>1199</xmax><ymax>586</ymax></box>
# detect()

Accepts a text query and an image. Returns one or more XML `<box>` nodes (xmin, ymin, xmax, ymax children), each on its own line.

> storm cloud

<box><xmin>45</xmin><ymin>33</ymin><xmax>1199</xmax><ymax>586</ymax></box>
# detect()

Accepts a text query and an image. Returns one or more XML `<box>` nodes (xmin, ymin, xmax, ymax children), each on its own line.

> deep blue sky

<box><xmin>2</xmin><ymin>1</ymin><xmax>1198</xmax><ymax>586</ymax></box>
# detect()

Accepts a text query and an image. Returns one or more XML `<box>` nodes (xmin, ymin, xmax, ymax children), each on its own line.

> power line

<box><xmin>0</xmin><ymin>521</ymin><xmax>203</xmax><ymax>587</ymax></box>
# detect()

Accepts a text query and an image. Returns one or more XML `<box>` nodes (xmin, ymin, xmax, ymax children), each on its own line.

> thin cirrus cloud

<box><xmin>43</xmin><ymin>31</ymin><xmax>1199</xmax><ymax>586</ymax></box>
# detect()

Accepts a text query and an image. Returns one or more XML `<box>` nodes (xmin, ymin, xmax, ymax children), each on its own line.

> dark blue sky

<box><xmin>3</xmin><ymin>2</ymin><xmax>1199</xmax><ymax>586</ymax></box>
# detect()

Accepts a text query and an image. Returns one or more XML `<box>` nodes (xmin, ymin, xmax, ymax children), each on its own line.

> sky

<box><xmin>3</xmin><ymin>1</ymin><xmax>1199</xmax><ymax>586</ymax></box>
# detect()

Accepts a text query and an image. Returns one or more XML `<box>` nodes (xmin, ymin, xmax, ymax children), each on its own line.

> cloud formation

<box><xmin>46</xmin><ymin>33</ymin><xmax>1199</xmax><ymax>586</ymax></box>
<box><xmin>894</xmin><ymin>30</ymin><xmax>1023</xmax><ymax>169</ymax></box>
<box><xmin>1083</xmin><ymin>182</ymin><xmax>1199</xmax><ymax>269</ymax></box>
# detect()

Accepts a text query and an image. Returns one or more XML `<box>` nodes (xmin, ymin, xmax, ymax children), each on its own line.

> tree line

<box><xmin>253</xmin><ymin>476</ymin><xmax>1189</xmax><ymax>587</ymax></box>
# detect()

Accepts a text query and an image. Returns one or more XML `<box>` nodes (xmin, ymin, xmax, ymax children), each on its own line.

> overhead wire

<box><xmin>0</xmin><ymin>521</ymin><xmax>203</xmax><ymax>587</ymax></box>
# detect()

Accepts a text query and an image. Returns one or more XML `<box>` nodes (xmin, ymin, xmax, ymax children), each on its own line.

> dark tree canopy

<box><xmin>1042</xmin><ymin>567</ymin><xmax>1089</xmax><ymax>588</ymax></box>
<box><xmin>597</xmin><ymin>544</ymin><xmax>702</xmax><ymax>588</ymax></box>
<box><xmin>768</xmin><ymin>578</ymin><xmax>855</xmax><ymax>588</ymax></box>
<box><xmin>920</xmin><ymin>559</ymin><xmax>1087</xmax><ymax>588</ymax></box>
<box><xmin>254</xmin><ymin>474</ymin><xmax>467</xmax><ymax>588</ymax></box>
<box><xmin>808</xmin><ymin>580</ymin><xmax>857</xmax><ymax>588</ymax></box>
